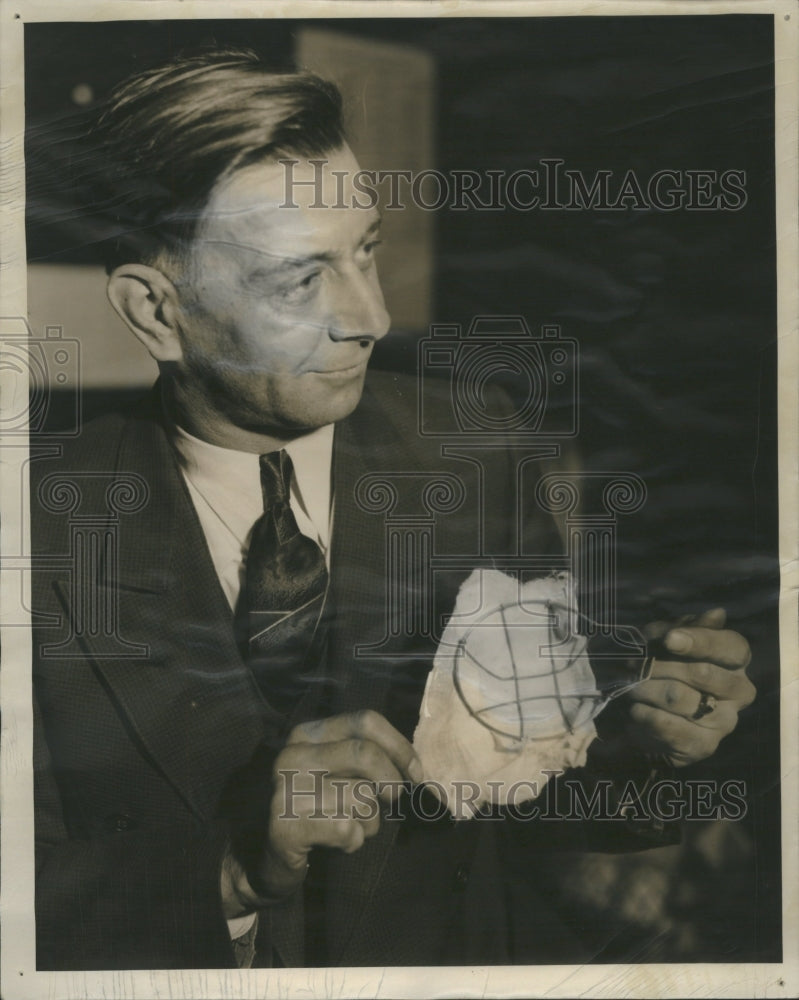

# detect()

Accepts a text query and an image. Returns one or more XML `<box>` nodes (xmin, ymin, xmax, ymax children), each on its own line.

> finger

<box><xmin>295</xmin><ymin>814</ymin><xmax>366</xmax><ymax>856</ymax></box>
<box><xmin>648</xmin><ymin>658</ymin><xmax>756</xmax><ymax>705</ymax></box>
<box><xmin>644</xmin><ymin>612</ymin><xmax>702</xmax><ymax>641</ymax></box>
<box><xmin>627</xmin><ymin>679</ymin><xmax>738</xmax><ymax>730</ymax></box>
<box><xmin>266</xmin><ymin>810</ymin><xmax>334</xmax><ymax>873</ymax></box>
<box><xmin>644</xmin><ymin>608</ymin><xmax>727</xmax><ymax>643</ymax></box>
<box><xmin>278</xmin><ymin>738</ymin><xmax>408</xmax><ymax>802</ymax></box>
<box><xmin>644</xmin><ymin>619</ymin><xmax>683</xmax><ymax>642</ymax></box>
<box><xmin>663</xmin><ymin>627</ymin><xmax>751</xmax><ymax>669</ymax></box>
<box><xmin>627</xmin><ymin>703</ymin><xmax>725</xmax><ymax>766</ymax></box>
<box><xmin>287</xmin><ymin>709</ymin><xmax>422</xmax><ymax>783</ymax></box>
<box><xmin>343</xmin><ymin>781</ymin><xmax>381</xmax><ymax>839</ymax></box>
<box><xmin>270</xmin><ymin>781</ymin><xmax>380</xmax><ymax>861</ymax></box>
<box><xmin>695</xmin><ymin>607</ymin><xmax>727</xmax><ymax>629</ymax></box>
<box><xmin>297</xmin><ymin>780</ymin><xmax>382</xmax><ymax>839</ymax></box>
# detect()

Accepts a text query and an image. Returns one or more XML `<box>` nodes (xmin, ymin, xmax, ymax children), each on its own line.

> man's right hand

<box><xmin>222</xmin><ymin>710</ymin><xmax>422</xmax><ymax>917</ymax></box>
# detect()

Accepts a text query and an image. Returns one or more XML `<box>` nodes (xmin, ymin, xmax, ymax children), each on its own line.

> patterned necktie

<box><xmin>240</xmin><ymin>450</ymin><xmax>329</xmax><ymax>718</ymax></box>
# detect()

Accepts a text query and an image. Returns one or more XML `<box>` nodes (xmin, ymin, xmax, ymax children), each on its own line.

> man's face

<box><xmin>175</xmin><ymin>145</ymin><xmax>390</xmax><ymax>434</ymax></box>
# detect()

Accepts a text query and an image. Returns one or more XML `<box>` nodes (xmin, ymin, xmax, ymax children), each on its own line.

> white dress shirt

<box><xmin>172</xmin><ymin>423</ymin><xmax>335</xmax><ymax>610</ymax></box>
<box><xmin>170</xmin><ymin>422</ymin><xmax>335</xmax><ymax>944</ymax></box>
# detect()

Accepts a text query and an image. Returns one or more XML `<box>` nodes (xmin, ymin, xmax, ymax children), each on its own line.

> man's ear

<box><xmin>107</xmin><ymin>263</ymin><xmax>185</xmax><ymax>363</ymax></box>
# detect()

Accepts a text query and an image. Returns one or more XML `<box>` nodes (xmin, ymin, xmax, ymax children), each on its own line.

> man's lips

<box><xmin>311</xmin><ymin>360</ymin><xmax>369</xmax><ymax>376</ymax></box>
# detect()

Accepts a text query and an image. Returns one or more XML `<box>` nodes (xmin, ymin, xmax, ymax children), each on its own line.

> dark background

<box><xmin>25</xmin><ymin>15</ymin><xmax>781</xmax><ymax>963</ymax></box>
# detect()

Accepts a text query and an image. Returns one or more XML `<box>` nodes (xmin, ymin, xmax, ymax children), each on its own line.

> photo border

<box><xmin>2</xmin><ymin>1</ymin><xmax>796</xmax><ymax>997</ymax></box>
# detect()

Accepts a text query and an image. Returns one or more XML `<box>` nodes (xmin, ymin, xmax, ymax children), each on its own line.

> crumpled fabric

<box><xmin>413</xmin><ymin>569</ymin><xmax>599</xmax><ymax>819</ymax></box>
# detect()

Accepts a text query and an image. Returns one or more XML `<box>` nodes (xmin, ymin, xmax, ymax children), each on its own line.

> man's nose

<box><xmin>327</xmin><ymin>267</ymin><xmax>391</xmax><ymax>342</ymax></box>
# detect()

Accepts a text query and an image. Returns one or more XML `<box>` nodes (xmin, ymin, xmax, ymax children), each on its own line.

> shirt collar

<box><xmin>282</xmin><ymin>423</ymin><xmax>335</xmax><ymax>533</ymax></box>
<box><xmin>170</xmin><ymin>422</ymin><xmax>335</xmax><ymax>547</ymax></box>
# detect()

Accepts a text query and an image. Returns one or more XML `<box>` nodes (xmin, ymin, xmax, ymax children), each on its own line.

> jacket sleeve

<box><xmin>500</xmin><ymin>758</ymin><xmax>682</xmax><ymax>857</ymax></box>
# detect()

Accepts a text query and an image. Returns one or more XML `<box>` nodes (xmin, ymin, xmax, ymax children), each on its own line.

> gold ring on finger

<box><xmin>692</xmin><ymin>691</ymin><xmax>717</xmax><ymax>720</ymax></box>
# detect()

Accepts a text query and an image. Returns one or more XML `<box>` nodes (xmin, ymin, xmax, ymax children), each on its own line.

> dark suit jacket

<box><xmin>31</xmin><ymin>370</ymin><xmax>669</xmax><ymax>971</ymax></box>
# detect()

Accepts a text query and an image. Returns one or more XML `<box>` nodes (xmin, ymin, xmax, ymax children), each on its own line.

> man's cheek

<box><xmin>249</xmin><ymin>338</ymin><xmax>315</xmax><ymax>375</ymax></box>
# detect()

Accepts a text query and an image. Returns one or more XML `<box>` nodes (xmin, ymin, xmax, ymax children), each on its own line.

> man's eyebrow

<box><xmin>361</xmin><ymin>215</ymin><xmax>383</xmax><ymax>240</ymax></box>
<box><xmin>202</xmin><ymin>239</ymin><xmax>337</xmax><ymax>273</ymax></box>
<box><xmin>204</xmin><ymin>217</ymin><xmax>383</xmax><ymax>276</ymax></box>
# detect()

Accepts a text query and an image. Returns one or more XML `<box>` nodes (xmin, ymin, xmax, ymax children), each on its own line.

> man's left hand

<box><xmin>624</xmin><ymin>608</ymin><xmax>756</xmax><ymax>767</ymax></box>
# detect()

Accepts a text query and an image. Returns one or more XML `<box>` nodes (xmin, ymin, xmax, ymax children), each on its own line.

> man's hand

<box><xmin>624</xmin><ymin>608</ymin><xmax>756</xmax><ymax>767</ymax></box>
<box><xmin>222</xmin><ymin>710</ymin><xmax>421</xmax><ymax>917</ymax></box>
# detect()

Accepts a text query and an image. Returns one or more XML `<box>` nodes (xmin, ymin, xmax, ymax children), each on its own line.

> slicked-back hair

<box><xmin>94</xmin><ymin>47</ymin><xmax>345</xmax><ymax>272</ymax></box>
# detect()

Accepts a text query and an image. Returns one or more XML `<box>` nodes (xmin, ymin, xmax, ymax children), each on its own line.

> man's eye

<box><xmin>357</xmin><ymin>239</ymin><xmax>383</xmax><ymax>268</ymax></box>
<box><xmin>283</xmin><ymin>271</ymin><xmax>321</xmax><ymax>299</ymax></box>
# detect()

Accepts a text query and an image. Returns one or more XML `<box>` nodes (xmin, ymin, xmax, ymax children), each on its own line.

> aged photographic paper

<box><xmin>1</xmin><ymin>1</ymin><xmax>796</xmax><ymax>997</ymax></box>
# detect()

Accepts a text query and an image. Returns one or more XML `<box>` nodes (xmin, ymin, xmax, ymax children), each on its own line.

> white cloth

<box><xmin>413</xmin><ymin>570</ymin><xmax>599</xmax><ymax>820</ymax></box>
<box><xmin>170</xmin><ymin>422</ymin><xmax>335</xmax><ymax>945</ymax></box>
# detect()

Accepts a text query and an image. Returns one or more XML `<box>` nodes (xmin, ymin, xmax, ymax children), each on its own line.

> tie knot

<box><xmin>259</xmin><ymin>450</ymin><xmax>293</xmax><ymax>510</ymax></box>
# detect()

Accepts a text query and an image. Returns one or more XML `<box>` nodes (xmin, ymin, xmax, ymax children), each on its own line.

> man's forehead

<box><xmin>199</xmin><ymin>146</ymin><xmax>378</xmax><ymax>251</ymax></box>
<box><xmin>203</xmin><ymin>146</ymin><xmax>361</xmax><ymax>215</ymax></box>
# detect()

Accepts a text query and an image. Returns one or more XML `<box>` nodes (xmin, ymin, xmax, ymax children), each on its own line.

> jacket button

<box><xmin>453</xmin><ymin>862</ymin><xmax>470</xmax><ymax>891</ymax></box>
<box><xmin>106</xmin><ymin>813</ymin><xmax>136</xmax><ymax>833</ymax></box>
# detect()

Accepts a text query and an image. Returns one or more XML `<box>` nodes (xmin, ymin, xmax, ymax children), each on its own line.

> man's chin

<box><xmin>244</xmin><ymin>377</ymin><xmax>367</xmax><ymax>436</ymax></box>
<box><xmin>301</xmin><ymin>369</ymin><xmax>369</xmax><ymax>424</ymax></box>
<box><xmin>305</xmin><ymin>388</ymin><xmax>365</xmax><ymax>429</ymax></box>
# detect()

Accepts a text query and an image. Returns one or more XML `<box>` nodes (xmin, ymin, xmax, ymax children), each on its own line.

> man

<box><xmin>31</xmin><ymin>48</ymin><xmax>755</xmax><ymax>970</ymax></box>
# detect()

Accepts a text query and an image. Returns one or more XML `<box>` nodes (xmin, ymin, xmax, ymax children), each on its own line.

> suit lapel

<box><xmin>53</xmin><ymin>404</ymin><xmax>279</xmax><ymax>821</ymax></box>
<box><xmin>327</xmin><ymin>409</ymin><xmax>402</xmax><ymax>714</ymax></box>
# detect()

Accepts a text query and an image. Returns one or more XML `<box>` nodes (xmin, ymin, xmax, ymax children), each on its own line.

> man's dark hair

<box><xmin>94</xmin><ymin>47</ymin><xmax>345</xmax><ymax>272</ymax></box>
